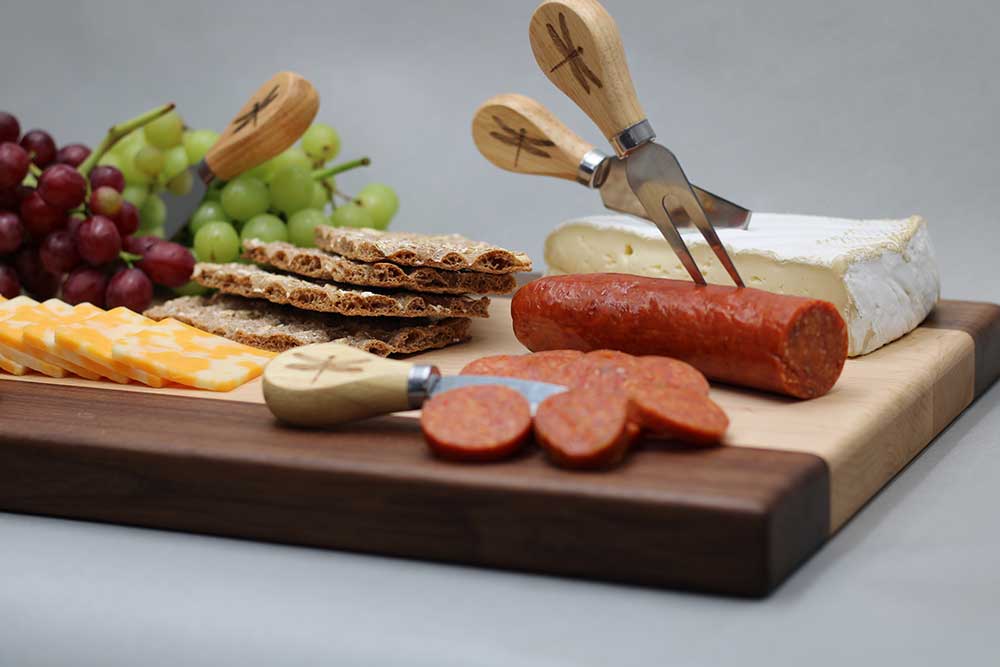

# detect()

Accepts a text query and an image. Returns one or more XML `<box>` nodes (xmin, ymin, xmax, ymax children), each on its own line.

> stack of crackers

<box><xmin>146</xmin><ymin>227</ymin><xmax>532</xmax><ymax>356</ymax></box>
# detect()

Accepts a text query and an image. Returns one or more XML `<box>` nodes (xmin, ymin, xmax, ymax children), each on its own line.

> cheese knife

<box><xmin>161</xmin><ymin>71</ymin><xmax>320</xmax><ymax>239</ymax></box>
<box><xmin>472</xmin><ymin>93</ymin><xmax>750</xmax><ymax>229</ymax></box>
<box><xmin>263</xmin><ymin>342</ymin><xmax>567</xmax><ymax>428</ymax></box>
<box><xmin>528</xmin><ymin>0</ymin><xmax>746</xmax><ymax>287</ymax></box>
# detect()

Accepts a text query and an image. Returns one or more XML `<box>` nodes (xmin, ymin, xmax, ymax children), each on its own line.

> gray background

<box><xmin>1</xmin><ymin>0</ymin><xmax>998</xmax><ymax>664</ymax></box>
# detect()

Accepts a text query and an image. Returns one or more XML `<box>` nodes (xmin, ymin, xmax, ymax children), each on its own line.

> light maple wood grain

<box><xmin>472</xmin><ymin>93</ymin><xmax>594</xmax><ymax>182</ymax></box>
<box><xmin>205</xmin><ymin>71</ymin><xmax>319</xmax><ymax>181</ymax></box>
<box><xmin>529</xmin><ymin>0</ymin><xmax>646</xmax><ymax>147</ymax></box>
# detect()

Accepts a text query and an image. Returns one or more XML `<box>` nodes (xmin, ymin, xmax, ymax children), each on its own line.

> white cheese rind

<box><xmin>544</xmin><ymin>213</ymin><xmax>940</xmax><ymax>356</ymax></box>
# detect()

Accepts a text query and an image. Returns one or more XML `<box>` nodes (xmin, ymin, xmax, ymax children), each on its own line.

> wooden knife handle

<box><xmin>529</xmin><ymin>0</ymin><xmax>646</xmax><ymax>148</ymax></box>
<box><xmin>205</xmin><ymin>71</ymin><xmax>320</xmax><ymax>181</ymax></box>
<box><xmin>263</xmin><ymin>342</ymin><xmax>417</xmax><ymax>428</ymax></box>
<box><xmin>472</xmin><ymin>93</ymin><xmax>595</xmax><ymax>182</ymax></box>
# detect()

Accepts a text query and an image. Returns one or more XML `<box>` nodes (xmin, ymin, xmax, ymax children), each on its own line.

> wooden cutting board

<box><xmin>0</xmin><ymin>298</ymin><xmax>997</xmax><ymax>596</ymax></box>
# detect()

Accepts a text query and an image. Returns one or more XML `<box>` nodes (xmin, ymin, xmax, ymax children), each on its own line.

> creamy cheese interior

<box><xmin>544</xmin><ymin>214</ymin><xmax>940</xmax><ymax>356</ymax></box>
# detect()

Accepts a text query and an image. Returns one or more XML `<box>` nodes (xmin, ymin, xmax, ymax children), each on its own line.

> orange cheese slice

<box><xmin>112</xmin><ymin>318</ymin><xmax>275</xmax><ymax>391</ymax></box>
<box><xmin>22</xmin><ymin>302</ymin><xmax>113</xmax><ymax>382</ymax></box>
<box><xmin>54</xmin><ymin>307</ymin><xmax>165</xmax><ymax>387</ymax></box>
<box><xmin>0</xmin><ymin>297</ymin><xmax>66</xmax><ymax>377</ymax></box>
<box><xmin>0</xmin><ymin>295</ymin><xmax>29</xmax><ymax>375</ymax></box>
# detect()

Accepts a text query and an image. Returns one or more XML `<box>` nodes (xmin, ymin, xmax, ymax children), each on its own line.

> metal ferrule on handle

<box><xmin>406</xmin><ymin>364</ymin><xmax>441</xmax><ymax>409</ymax></box>
<box><xmin>611</xmin><ymin>119</ymin><xmax>655</xmax><ymax>156</ymax></box>
<box><xmin>577</xmin><ymin>148</ymin><xmax>611</xmax><ymax>187</ymax></box>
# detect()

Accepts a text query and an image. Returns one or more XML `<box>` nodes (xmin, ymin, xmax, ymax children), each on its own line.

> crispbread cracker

<box><xmin>145</xmin><ymin>295</ymin><xmax>472</xmax><ymax>356</ymax></box>
<box><xmin>242</xmin><ymin>239</ymin><xmax>516</xmax><ymax>295</ymax></box>
<box><xmin>314</xmin><ymin>227</ymin><xmax>532</xmax><ymax>274</ymax></box>
<box><xmin>194</xmin><ymin>263</ymin><xmax>490</xmax><ymax>318</ymax></box>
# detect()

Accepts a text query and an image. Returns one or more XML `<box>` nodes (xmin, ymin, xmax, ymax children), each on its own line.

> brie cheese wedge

<box><xmin>544</xmin><ymin>214</ymin><xmax>939</xmax><ymax>356</ymax></box>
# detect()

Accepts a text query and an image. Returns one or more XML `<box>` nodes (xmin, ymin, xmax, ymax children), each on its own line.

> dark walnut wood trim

<box><xmin>924</xmin><ymin>300</ymin><xmax>1000</xmax><ymax>398</ymax></box>
<box><xmin>0</xmin><ymin>381</ymin><xmax>828</xmax><ymax>597</ymax></box>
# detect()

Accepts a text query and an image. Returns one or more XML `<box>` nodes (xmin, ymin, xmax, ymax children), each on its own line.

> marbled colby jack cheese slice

<box><xmin>0</xmin><ymin>296</ymin><xmax>32</xmax><ymax>375</ymax></box>
<box><xmin>22</xmin><ymin>302</ymin><xmax>114</xmax><ymax>382</ymax></box>
<box><xmin>111</xmin><ymin>317</ymin><xmax>275</xmax><ymax>391</ymax></box>
<box><xmin>544</xmin><ymin>214</ymin><xmax>939</xmax><ymax>356</ymax></box>
<box><xmin>54</xmin><ymin>307</ymin><xmax>165</xmax><ymax>387</ymax></box>
<box><xmin>0</xmin><ymin>298</ymin><xmax>68</xmax><ymax>377</ymax></box>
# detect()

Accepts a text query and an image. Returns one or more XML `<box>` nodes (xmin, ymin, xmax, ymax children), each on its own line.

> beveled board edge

<box><xmin>0</xmin><ymin>381</ymin><xmax>828</xmax><ymax>597</ymax></box>
<box><xmin>923</xmin><ymin>300</ymin><xmax>1000</xmax><ymax>397</ymax></box>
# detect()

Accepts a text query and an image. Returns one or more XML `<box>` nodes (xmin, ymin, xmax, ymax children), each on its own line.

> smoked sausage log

<box><xmin>511</xmin><ymin>274</ymin><xmax>848</xmax><ymax>399</ymax></box>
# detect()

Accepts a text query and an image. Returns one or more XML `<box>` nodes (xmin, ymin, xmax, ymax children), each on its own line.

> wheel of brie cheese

<box><xmin>543</xmin><ymin>214</ymin><xmax>939</xmax><ymax>357</ymax></box>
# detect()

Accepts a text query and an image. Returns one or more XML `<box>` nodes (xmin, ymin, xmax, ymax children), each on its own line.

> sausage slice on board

<box><xmin>421</xmin><ymin>384</ymin><xmax>532</xmax><ymax>462</ymax></box>
<box><xmin>534</xmin><ymin>387</ymin><xmax>637</xmax><ymax>469</ymax></box>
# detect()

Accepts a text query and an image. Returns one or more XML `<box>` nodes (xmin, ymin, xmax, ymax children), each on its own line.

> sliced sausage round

<box><xmin>631</xmin><ymin>386</ymin><xmax>729</xmax><ymax>445</ymax></box>
<box><xmin>421</xmin><ymin>384</ymin><xmax>532</xmax><ymax>462</ymax></box>
<box><xmin>533</xmin><ymin>387</ymin><xmax>637</xmax><ymax>469</ymax></box>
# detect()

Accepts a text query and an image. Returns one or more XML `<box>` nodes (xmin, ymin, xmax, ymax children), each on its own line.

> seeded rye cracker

<box><xmin>145</xmin><ymin>295</ymin><xmax>472</xmax><ymax>356</ymax></box>
<box><xmin>242</xmin><ymin>240</ymin><xmax>516</xmax><ymax>295</ymax></box>
<box><xmin>194</xmin><ymin>263</ymin><xmax>491</xmax><ymax>318</ymax></box>
<box><xmin>314</xmin><ymin>227</ymin><xmax>533</xmax><ymax>274</ymax></box>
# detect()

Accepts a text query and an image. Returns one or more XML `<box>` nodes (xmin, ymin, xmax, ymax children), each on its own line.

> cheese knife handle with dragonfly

<box><xmin>471</xmin><ymin>93</ymin><xmax>751</xmax><ymax>227</ymax></box>
<box><xmin>263</xmin><ymin>342</ymin><xmax>566</xmax><ymax>428</ymax></box>
<box><xmin>528</xmin><ymin>0</ymin><xmax>747</xmax><ymax>287</ymax></box>
<box><xmin>162</xmin><ymin>71</ymin><xmax>320</xmax><ymax>238</ymax></box>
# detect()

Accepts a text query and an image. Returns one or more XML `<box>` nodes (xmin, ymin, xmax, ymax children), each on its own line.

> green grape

<box><xmin>183</xmin><ymin>129</ymin><xmax>219</xmax><ymax>164</ymax></box>
<box><xmin>241</xmin><ymin>214</ymin><xmax>288</xmax><ymax>243</ymax></box>
<box><xmin>173</xmin><ymin>279</ymin><xmax>209</xmax><ymax>296</ymax></box>
<box><xmin>301</xmin><ymin>123</ymin><xmax>341</xmax><ymax>164</ymax></box>
<box><xmin>190</xmin><ymin>201</ymin><xmax>230</xmax><ymax>234</ymax></box>
<box><xmin>147</xmin><ymin>224</ymin><xmax>166</xmax><ymax>239</ymax></box>
<box><xmin>119</xmin><ymin>149</ymin><xmax>153</xmax><ymax>185</ymax></box>
<box><xmin>329</xmin><ymin>202</ymin><xmax>374</xmax><ymax>228</ymax></box>
<box><xmin>249</xmin><ymin>147</ymin><xmax>311</xmax><ymax>182</ymax></box>
<box><xmin>122</xmin><ymin>184</ymin><xmax>149</xmax><ymax>208</ymax></box>
<box><xmin>203</xmin><ymin>184</ymin><xmax>223</xmax><ymax>202</ymax></box>
<box><xmin>310</xmin><ymin>181</ymin><xmax>329</xmax><ymax>210</ymax></box>
<box><xmin>221</xmin><ymin>175</ymin><xmax>270</xmax><ymax>221</ymax></box>
<box><xmin>144</xmin><ymin>109</ymin><xmax>185</xmax><ymax>149</ymax></box>
<box><xmin>194</xmin><ymin>221</ymin><xmax>241</xmax><ymax>263</ymax></box>
<box><xmin>134</xmin><ymin>145</ymin><xmax>165</xmax><ymax>179</ymax></box>
<box><xmin>111</xmin><ymin>128</ymin><xmax>146</xmax><ymax>158</ymax></box>
<box><xmin>356</xmin><ymin>183</ymin><xmax>399</xmax><ymax>230</ymax></box>
<box><xmin>161</xmin><ymin>145</ymin><xmax>189</xmax><ymax>182</ymax></box>
<box><xmin>269</xmin><ymin>165</ymin><xmax>313</xmax><ymax>215</ymax></box>
<box><xmin>97</xmin><ymin>152</ymin><xmax>123</xmax><ymax>170</ymax></box>
<box><xmin>287</xmin><ymin>208</ymin><xmax>330</xmax><ymax>247</ymax></box>
<box><xmin>139</xmin><ymin>194</ymin><xmax>167</xmax><ymax>231</ymax></box>
<box><xmin>166</xmin><ymin>169</ymin><xmax>193</xmax><ymax>196</ymax></box>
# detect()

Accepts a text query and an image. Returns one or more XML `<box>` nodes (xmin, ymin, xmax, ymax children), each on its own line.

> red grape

<box><xmin>90</xmin><ymin>186</ymin><xmax>123</xmax><ymax>218</ymax></box>
<box><xmin>62</xmin><ymin>266</ymin><xmax>108</xmax><ymax>306</ymax></box>
<box><xmin>0</xmin><ymin>112</ymin><xmax>19</xmax><ymax>144</ymax></box>
<box><xmin>66</xmin><ymin>213</ymin><xmax>85</xmax><ymax>238</ymax></box>
<box><xmin>20</xmin><ymin>190</ymin><xmax>66</xmax><ymax>237</ymax></box>
<box><xmin>137</xmin><ymin>241</ymin><xmax>195</xmax><ymax>287</ymax></box>
<box><xmin>40</xmin><ymin>230</ymin><xmax>81</xmax><ymax>274</ymax></box>
<box><xmin>0</xmin><ymin>188</ymin><xmax>17</xmax><ymax>211</ymax></box>
<box><xmin>106</xmin><ymin>267</ymin><xmax>152</xmax><ymax>312</ymax></box>
<box><xmin>15</xmin><ymin>246</ymin><xmax>60</xmax><ymax>299</ymax></box>
<box><xmin>0</xmin><ymin>142</ymin><xmax>30</xmax><ymax>189</ymax></box>
<box><xmin>123</xmin><ymin>234</ymin><xmax>160</xmax><ymax>255</ymax></box>
<box><xmin>20</xmin><ymin>130</ymin><xmax>57</xmax><ymax>167</ymax></box>
<box><xmin>0</xmin><ymin>211</ymin><xmax>25</xmax><ymax>254</ymax></box>
<box><xmin>38</xmin><ymin>164</ymin><xmax>87</xmax><ymax>210</ymax></box>
<box><xmin>115</xmin><ymin>201</ymin><xmax>139</xmax><ymax>236</ymax></box>
<box><xmin>89</xmin><ymin>165</ymin><xmax>125</xmax><ymax>193</ymax></box>
<box><xmin>76</xmin><ymin>215</ymin><xmax>121</xmax><ymax>265</ymax></box>
<box><xmin>56</xmin><ymin>143</ymin><xmax>91</xmax><ymax>167</ymax></box>
<box><xmin>0</xmin><ymin>262</ymin><xmax>19</xmax><ymax>298</ymax></box>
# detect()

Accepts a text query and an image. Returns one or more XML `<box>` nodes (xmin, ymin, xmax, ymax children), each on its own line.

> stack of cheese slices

<box><xmin>147</xmin><ymin>227</ymin><xmax>533</xmax><ymax>356</ymax></box>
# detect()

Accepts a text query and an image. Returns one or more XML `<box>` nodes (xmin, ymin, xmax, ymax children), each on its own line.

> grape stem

<box><xmin>312</xmin><ymin>157</ymin><xmax>370</xmax><ymax>181</ymax></box>
<box><xmin>28</xmin><ymin>163</ymin><xmax>42</xmax><ymax>178</ymax></box>
<box><xmin>119</xmin><ymin>251</ymin><xmax>143</xmax><ymax>267</ymax></box>
<box><xmin>78</xmin><ymin>103</ymin><xmax>177</xmax><ymax>177</ymax></box>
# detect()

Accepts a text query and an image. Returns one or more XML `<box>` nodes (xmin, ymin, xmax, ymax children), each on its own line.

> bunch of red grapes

<box><xmin>0</xmin><ymin>111</ymin><xmax>194</xmax><ymax>312</ymax></box>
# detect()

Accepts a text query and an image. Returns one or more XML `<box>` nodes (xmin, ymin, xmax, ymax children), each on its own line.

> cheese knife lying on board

<box><xmin>263</xmin><ymin>342</ymin><xmax>566</xmax><ymax>428</ymax></box>
<box><xmin>472</xmin><ymin>93</ymin><xmax>750</xmax><ymax>230</ymax></box>
<box><xmin>162</xmin><ymin>71</ymin><xmax>319</xmax><ymax>239</ymax></box>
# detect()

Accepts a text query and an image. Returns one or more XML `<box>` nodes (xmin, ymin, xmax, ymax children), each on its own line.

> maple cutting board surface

<box><xmin>0</xmin><ymin>298</ymin><xmax>997</xmax><ymax>596</ymax></box>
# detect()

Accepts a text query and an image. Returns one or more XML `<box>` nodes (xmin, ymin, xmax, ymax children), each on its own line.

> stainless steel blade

<box><xmin>599</xmin><ymin>157</ymin><xmax>751</xmax><ymax>229</ymax></box>
<box><xmin>431</xmin><ymin>375</ymin><xmax>567</xmax><ymax>412</ymax></box>
<box><xmin>625</xmin><ymin>143</ymin><xmax>745</xmax><ymax>287</ymax></box>
<box><xmin>162</xmin><ymin>161</ymin><xmax>210</xmax><ymax>240</ymax></box>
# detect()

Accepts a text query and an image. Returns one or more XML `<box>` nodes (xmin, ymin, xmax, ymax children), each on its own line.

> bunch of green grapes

<box><xmin>187</xmin><ymin>122</ymin><xmax>399</xmax><ymax>272</ymax></box>
<box><xmin>95</xmin><ymin>108</ymin><xmax>219</xmax><ymax>240</ymax></box>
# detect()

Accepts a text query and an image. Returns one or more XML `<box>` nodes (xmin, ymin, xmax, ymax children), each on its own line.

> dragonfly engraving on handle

<box><xmin>489</xmin><ymin>115</ymin><xmax>556</xmax><ymax>168</ymax></box>
<box><xmin>286</xmin><ymin>351</ymin><xmax>370</xmax><ymax>385</ymax></box>
<box><xmin>232</xmin><ymin>85</ymin><xmax>279</xmax><ymax>134</ymax></box>
<box><xmin>546</xmin><ymin>12</ymin><xmax>603</xmax><ymax>94</ymax></box>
